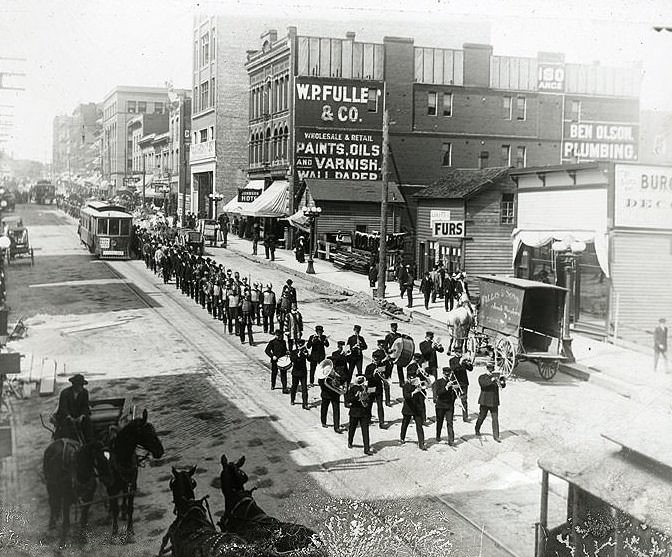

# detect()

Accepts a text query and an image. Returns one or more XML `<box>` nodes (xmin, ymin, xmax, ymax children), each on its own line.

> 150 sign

<box><xmin>537</xmin><ymin>63</ymin><xmax>565</xmax><ymax>92</ymax></box>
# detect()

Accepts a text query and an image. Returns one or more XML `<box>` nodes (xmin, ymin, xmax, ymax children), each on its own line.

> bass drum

<box><xmin>389</xmin><ymin>336</ymin><xmax>415</xmax><ymax>367</ymax></box>
<box><xmin>277</xmin><ymin>355</ymin><xmax>292</xmax><ymax>372</ymax></box>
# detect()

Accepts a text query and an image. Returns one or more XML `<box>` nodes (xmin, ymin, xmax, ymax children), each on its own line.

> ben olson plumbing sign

<box><xmin>294</xmin><ymin>77</ymin><xmax>383</xmax><ymax>180</ymax></box>
<box><xmin>614</xmin><ymin>164</ymin><xmax>672</xmax><ymax>230</ymax></box>
<box><xmin>562</xmin><ymin>121</ymin><xmax>638</xmax><ymax>162</ymax></box>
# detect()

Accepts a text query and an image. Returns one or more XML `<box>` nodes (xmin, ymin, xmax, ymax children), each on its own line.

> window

<box><xmin>516</xmin><ymin>96</ymin><xmax>527</xmax><ymax>120</ymax></box>
<box><xmin>154</xmin><ymin>102</ymin><xmax>164</xmax><ymax>114</ymax></box>
<box><xmin>210</xmin><ymin>78</ymin><xmax>215</xmax><ymax>107</ymax></box>
<box><xmin>193</xmin><ymin>40</ymin><xmax>198</xmax><ymax>69</ymax></box>
<box><xmin>138</xmin><ymin>101</ymin><xmax>147</xmax><ymax>113</ymax></box>
<box><xmin>478</xmin><ymin>151</ymin><xmax>489</xmax><ymax>169</ymax></box>
<box><xmin>367</xmin><ymin>88</ymin><xmax>378</xmax><ymax>112</ymax></box>
<box><xmin>516</xmin><ymin>146</ymin><xmax>527</xmax><ymax>168</ymax></box>
<box><xmin>201</xmin><ymin>33</ymin><xmax>210</xmax><ymax>66</ymax></box>
<box><xmin>442</xmin><ymin>92</ymin><xmax>453</xmax><ymax>117</ymax></box>
<box><xmin>211</xmin><ymin>28</ymin><xmax>216</xmax><ymax>60</ymax></box>
<box><xmin>427</xmin><ymin>91</ymin><xmax>437</xmax><ymax>116</ymax></box>
<box><xmin>193</xmin><ymin>86</ymin><xmax>198</xmax><ymax>113</ymax></box>
<box><xmin>120</xmin><ymin>219</ymin><xmax>130</xmax><ymax>236</ymax></box>
<box><xmin>441</xmin><ymin>143</ymin><xmax>452</xmax><ymax>167</ymax></box>
<box><xmin>200</xmin><ymin>81</ymin><xmax>209</xmax><ymax>110</ymax></box>
<box><xmin>200</xmin><ymin>129</ymin><xmax>208</xmax><ymax>143</ymax></box>
<box><xmin>109</xmin><ymin>219</ymin><xmax>120</xmax><ymax>236</ymax></box>
<box><xmin>503</xmin><ymin>96</ymin><xmax>512</xmax><ymax>120</ymax></box>
<box><xmin>97</xmin><ymin>219</ymin><xmax>107</xmax><ymax>234</ymax></box>
<box><xmin>501</xmin><ymin>193</ymin><xmax>515</xmax><ymax>225</ymax></box>
<box><xmin>501</xmin><ymin>145</ymin><xmax>511</xmax><ymax>166</ymax></box>
<box><xmin>570</xmin><ymin>100</ymin><xmax>581</xmax><ymax>121</ymax></box>
<box><xmin>127</xmin><ymin>101</ymin><xmax>136</xmax><ymax>113</ymax></box>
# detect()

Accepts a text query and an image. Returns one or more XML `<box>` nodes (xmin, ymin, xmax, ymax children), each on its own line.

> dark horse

<box><xmin>218</xmin><ymin>454</ymin><xmax>325</xmax><ymax>556</ymax></box>
<box><xmin>158</xmin><ymin>466</ymin><xmax>247</xmax><ymax>557</ymax></box>
<box><xmin>43</xmin><ymin>436</ymin><xmax>111</xmax><ymax>544</ymax></box>
<box><xmin>106</xmin><ymin>409</ymin><xmax>164</xmax><ymax>538</ymax></box>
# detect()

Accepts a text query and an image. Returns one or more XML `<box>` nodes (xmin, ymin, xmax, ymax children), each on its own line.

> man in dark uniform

<box><xmin>265</xmin><ymin>330</ymin><xmax>288</xmax><ymax>392</ymax></box>
<box><xmin>319</xmin><ymin>365</ymin><xmax>343</xmax><ymax>434</ymax></box>
<box><xmin>250</xmin><ymin>282</ymin><xmax>262</xmax><ymax>326</ymax></box>
<box><xmin>419</xmin><ymin>331</ymin><xmax>444</xmax><ymax>379</ymax></box>
<box><xmin>330</xmin><ymin>341</ymin><xmax>349</xmax><ymax>384</ymax></box>
<box><xmin>384</xmin><ymin>322</ymin><xmax>404</xmax><ymax>387</ymax></box>
<box><xmin>449</xmin><ymin>350</ymin><xmax>473</xmax><ymax>422</ymax></box>
<box><xmin>307</xmin><ymin>325</ymin><xmax>329</xmax><ymax>385</ymax></box>
<box><xmin>475</xmin><ymin>361</ymin><xmax>504</xmax><ymax>442</ymax></box>
<box><xmin>444</xmin><ymin>273</ymin><xmax>456</xmax><ymax>311</ymax></box>
<box><xmin>289</xmin><ymin>338</ymin><xmax>309</xmax><ymax>409</ymax></box>
<box><xmin>346</xmin><ymin>324</ymin><xmax>367</xmax><ymax>382</ymax></box>
<box><xmin>399</xmin><ymin>368</ymin><xmax>426</xmax><ymax>450</ymax></box>
<box><xmin>239</xmin><ymin>291</ymin><xmax>255</xmax><ymax>345</ymax></box>
<box><xmin>373</xmin><ymin>339</ymin><xmax>393</xmax><ymax>406</ymax></box>
<box><xmin>345</xmin><ymin>376</ymin><xmax>373</xmax><ymax>456</ymax></box>
<box><xmin>364</xmin><ymin>350</ymin><xmax>387</xmax><ymax>429</ymax></box>
<box><xmin>226</xmin><ymin>280</ymin><xmax>241</xmax><ymax>335</ymax></box>
<box><xmin>52</xmin><ymin>373</ymin><xmax>93</xmax><ymax>442</ymax></box>
<box><xmin>433</xmin><ymin>366</ymin><xmax>457</xmax><ymax>445</ymax></box>
<box><xmin>284</xmin><ymin>279</ymin><xmax>297</xmax><ymax>307</ymax></box>
<box><xmin>262</xmin><ymin>283</ymin><xmax>276</xmax><ymax>334</ymax></box>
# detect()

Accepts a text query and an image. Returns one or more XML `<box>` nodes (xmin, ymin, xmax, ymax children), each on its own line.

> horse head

<box><xmin>169</xmin><ymin>465</ymin><xmax>197</xmax><ymax>515</ymax></box>
<box><xmin>219</xmin><ymin>454</ymin><xmax>248</xmax><ymax>497</ymax></box>
<box><xmin>125</xmin><ymin>409</ymin><xmax>164</xmax><ymax>459</ymax></box>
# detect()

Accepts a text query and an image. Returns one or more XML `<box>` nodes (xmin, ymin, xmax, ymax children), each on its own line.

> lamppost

<box><xmin>551</xmin><ymin>238</ymin><xmax>586</xmax><ymax>363</ymax></box>
<box><xmin>209</xmin><ymin>192</ymin><xmax>224</xmax><ymax>220</ymax></box>
<box><xmin>159</xmin><ymin>184</ymin><xmax>171</xmax><ymax>214</ymax></box>
<box><xmin>302</xmin><ymin>206</ymin><xmax>322</xmax><ymax>275</ymax></box>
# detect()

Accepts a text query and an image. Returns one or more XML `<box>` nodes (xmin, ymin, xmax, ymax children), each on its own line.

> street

<box><xmin>0</xmin><ymin>204</ymin><xmax>659</xmax><ymax>557</ymax></box>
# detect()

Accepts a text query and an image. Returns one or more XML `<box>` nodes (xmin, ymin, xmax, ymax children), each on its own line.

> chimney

<box><xmin>346</xmin><ymin>31</ymin><xmax>356</xmax><ymax>40</ymax></box>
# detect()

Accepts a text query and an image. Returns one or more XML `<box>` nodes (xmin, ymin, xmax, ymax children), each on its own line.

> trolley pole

<box><xmin>375</xmin><ymin>109</ymin><xmax>390</xmax><ymax>299</ymax></box>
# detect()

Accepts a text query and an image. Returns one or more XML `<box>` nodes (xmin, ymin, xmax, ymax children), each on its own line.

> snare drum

<box><xmin>389</xmin><ymin>337</ymin><xmax>415</xmax><ymax>367</ymax></box>
<box><xmin>276</xmin><ymin>355</ymin><xmax>292</xmax><ymax>371</ymax></box>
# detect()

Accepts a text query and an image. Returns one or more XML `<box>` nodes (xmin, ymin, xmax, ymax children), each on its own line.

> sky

<box><xmin>1</xmin><ymin>0</ymin><xmax>671</xmax><ymax>163</ymax></box>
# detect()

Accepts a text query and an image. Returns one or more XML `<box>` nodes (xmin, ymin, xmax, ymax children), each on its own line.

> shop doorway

<box><xmin>193</xmin><ymin>172</ymin><xmax>213</xmax><ymax>218</ymax></box>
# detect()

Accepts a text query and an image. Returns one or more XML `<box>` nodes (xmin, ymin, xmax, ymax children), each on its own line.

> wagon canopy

<box><xmin>477</xmin><ymin>276</ymin><xmax>567</xmax><ymax>340</ymax></box>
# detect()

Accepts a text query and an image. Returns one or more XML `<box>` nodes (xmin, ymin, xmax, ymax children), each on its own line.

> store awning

<box><xmin>285</xmin><ymin>208</ymin><xmax>310</xmax><ymax>232</ymax></box>
<box><xmin>222</xmin><ymin>180</ymin><xmax>266</xmax><ymax>214</ymax></box>
<box><xmin>240</xmin><ymin>180</ymin><xmax>289</xmax><ymax>218</ymax></box>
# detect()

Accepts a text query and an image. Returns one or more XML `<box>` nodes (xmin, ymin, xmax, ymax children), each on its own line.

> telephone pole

<box><xmin>376</xmin><ymin>109</ymin><xmax>390</xmax><ymax>299</ymax></box>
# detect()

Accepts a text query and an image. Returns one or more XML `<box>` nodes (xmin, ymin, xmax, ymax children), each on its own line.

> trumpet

<box><xmin>412</xmin><ymin>380</ymin><xmax>428</xmax><ymax>398</ymax></box>
<box><xmin>432</xmin><ymin>339</ymin><xmax>444</xmax><ymax>351</ymax></box>
<box><xmin>374</xmin><ymin>365</ymin><xmax>393</xmax><ymax>386</ymax></box>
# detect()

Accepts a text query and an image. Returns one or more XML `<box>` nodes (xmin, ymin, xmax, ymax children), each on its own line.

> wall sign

<box><xmin>478</xmin><ymin>279</ymin><xmax>524</xmax><ymax>337</ymax></box>
<box><xmin>238</xmin><ymin>188</ymin><xmax>262</xmax><ymax>203</ymax></box>
<box><xmin>430</xmin><ymin>210</ymin><xmax>451</xmax><ymax>224</ymax></box>
<box><xmin>614</xmin><ymin>164</ymin><xmax>672</xmax><ymax>230</ymax></box>
<box><xmin>562</xmin><ymin>121</ymin><xmax>638</xmax><ymax>162</ymax></box>
<box><xmin>431</xmin><ymin>220</ymin><xmax>465</xmax><ymax>238</ymax></box>
<box><xmin>537</xmin><ymin>63</ymin><xmax>565</xmax><ymax>92</ymax></box>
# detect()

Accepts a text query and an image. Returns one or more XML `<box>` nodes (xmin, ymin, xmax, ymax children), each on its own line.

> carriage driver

<box><xmin>51</xmin><ymin>373</ymin><xmax>94</xmax><ymax>442</ymax></box>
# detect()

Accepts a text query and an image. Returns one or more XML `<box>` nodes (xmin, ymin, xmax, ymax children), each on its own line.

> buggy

<box><xmin>7</xmin><ymin>226</ymin><xmax>34</xmax><ymax>265</ymax></box>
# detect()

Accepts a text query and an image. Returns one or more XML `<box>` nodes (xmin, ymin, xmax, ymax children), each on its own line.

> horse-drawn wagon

<box><xmin>467</xmin><ymin>276</ymin><xmax>568</xmax><ymax>380</ymax></box>
<box><xmin>89</xmin><ymin>397</ymin><xmax>129</xmax><ymax>447</ymax></box>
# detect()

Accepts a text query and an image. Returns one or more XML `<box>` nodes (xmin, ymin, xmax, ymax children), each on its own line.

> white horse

<box><xmin>446</xmin><ymin>295</ymin><xmax>474</xmax><ymax>352</ymax></box>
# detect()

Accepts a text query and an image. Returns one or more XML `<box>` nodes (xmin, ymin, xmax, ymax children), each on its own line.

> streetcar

<box><xmin>31</xmin><ymin>180</ymin><xmax>56</xmax><ymax>205</ymax></box>
<box><xmin>79</xmin><ymin>200</ymin><xmax>133</xmax><ymax>259</ymax></box>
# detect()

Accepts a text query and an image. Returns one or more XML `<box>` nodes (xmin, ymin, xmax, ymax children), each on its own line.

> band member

<box><xmin>345</xmin><ymin>376</ymin><xmax>374</xmax><ymax>456</ymax></box>
<box><xmin>250</xmin><ymin>282</ymin><xmax>262</xmax><ymax>326</ymax></box>
<box><xmin>51</xmin><ymin>373</ymin><xmax>93</xmax><ymax>442</ymax></box>
<box><xmin>419</xmin><ymin>331</ymin><xmax>444</xmax><ymax>379</ymax></box>
<box><xmin>319</xmin><ymin>366</ymin><xmax>343</xmax><ymax>434</ymax></box>
<box><xmin>307</xmin><ymin>325</ymin><xmax>329</xmax><ymax>385</ymax></box>
<box><xmin>400</xmin><ymin>369</ymin><xmax>426</xmax><ymax>450</ymax></box>
<box><xmin>330</xmin><ymin>341</ymin><xmax>348</xmax><ymax>383</ymax></box>
<box><xmin>433</xmin><ymin>367</ymin><xmax>457</xmax><ymax>445</ymax></box>
<box><xmin>276</xmin><ymin>291</ymin><xmax>292</xmax><ymax>335</ymax></box>
<box><xmin>346</xmin><ymin>324</ymin><xmax>367</xmax><ymax>381</ymax></box>
<box><xmin>449</xmin><ymin>350</ymin><xmax>473</xmax><ymax>422</ymax></box>
<box><xmin>226</xmin><ymin>279</ymin><xmax>241</xmax><ymax>335</ymax></box>
<box><xmin>364</xmin><ymin>350</ymin><xmax>387</xmax><ymax>429</ymax></box>
<box><xmin>475</xmin><ymin>361</ymin><xmax>505</xmax><ymax>442</ymax></box>
<box><xmin>384</xmin><ymin>322</ymin><xmax>404</xmax><ymax>387</ymax></box>
<box><xmin>262</xmin><ymin>283</ymin><xmax>276</xmax><ymax>334</ymax></box>
<box><xmin>373</xmin><ymin>339</ymin><xmax>393</xmax><ymax>406</ymax></box>
<box><xmin>406</xmin><ymin>353</ymin><xmax>429</xmax><ymax>422</ymax></box>
<box><xmin>239</xmin><ymin>291</ymin><xmax>255</xmax><ymax>345</ymax></box>
<box><xmin>289</xmin><ymin>338</ymin><xmax>309</xmax><ymax>410</ymax></box>
<box><xmin>264</xmin><ymin>330</ymin><xmax>288</xmax><ymax>393</ymax></box>
<box><xmin>283</xmin><ymin>304</ymin><xmax>303</xmax><ymax>351</ymax></box>
<box><xmin>284</xmin><ymin>279</ymin><xmax>297</xmax><ymax>306</ymax></box>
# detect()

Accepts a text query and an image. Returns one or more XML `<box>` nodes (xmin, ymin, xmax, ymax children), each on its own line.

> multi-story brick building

<box><xmin>52</xmin><ymin>103</ymin><xmax>101</xmax><ymax>179</ymax></box>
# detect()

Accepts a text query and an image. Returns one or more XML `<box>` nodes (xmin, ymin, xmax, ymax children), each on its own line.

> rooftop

<box><xmin>414</xmin><ymin>167</ymin><xmax>512</xmax><ymax>199</ymax></box>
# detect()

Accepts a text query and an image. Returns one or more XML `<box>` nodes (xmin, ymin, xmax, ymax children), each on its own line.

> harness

<box><xmin>157</xmin><ymin>495</ymin><xmax>218</xmax><ymax>557</ymax></box>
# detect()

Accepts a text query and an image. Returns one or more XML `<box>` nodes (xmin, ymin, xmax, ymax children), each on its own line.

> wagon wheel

<box><xmin>30</xmin><ymin>248</ymin><xmax>34</xmax><ymax>266</ymax></box>
<box><xmin>537</xmin><ymin>360</ymin><xmax>559</xmax><ymax>380</ymax></box>
<box><xmin>494</xmin><ymin>336</ymin><xmax>516</xmax><ymax>378</ymax></box>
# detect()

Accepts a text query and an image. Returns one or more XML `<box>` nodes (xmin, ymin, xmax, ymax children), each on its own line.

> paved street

<box><xmin>0</xmin><ymin>204</ymin><xmax>667</xmax><ymax>556</ymax></box>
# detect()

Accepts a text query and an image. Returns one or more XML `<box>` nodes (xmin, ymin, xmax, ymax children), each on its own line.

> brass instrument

<box><xmin>432</xmin><ymin>338</ymin><xmax>444</xmax><ymax>351</ymax></box>
<box><xmin>373</xmin><ymin>365</ymin><xmax>393</xmax><ymax>386</ymax></box>
<box><xmin>411</xmin><ymin>378</ymin><xmax>428</xmax><ymax>398</ymax></box>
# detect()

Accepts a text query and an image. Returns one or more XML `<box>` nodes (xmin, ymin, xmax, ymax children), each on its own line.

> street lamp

<box><xmin>302</xmin><ymin>206</ymin><xmax>322</xmax><ymax>275</ymax></box>
<box><xmin>159</xmin><ymin>185</ymin><xmax>171</xmax><ymax>214</ymax></box>
<box><xmin>551</xmin><ymin>238</ymin><xmax>586</xmax><ymax>363</ymax></box>
<box><xmin>209</xmin><ymin>192</ymin><xmax>224</xmax><ymax>220</ymax></box>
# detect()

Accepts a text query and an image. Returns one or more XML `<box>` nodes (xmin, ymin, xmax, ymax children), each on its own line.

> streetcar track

<box><xmin>104</xmin><ymin>259</ymin><xmax>520</xmax><ymax>557</ymax></box>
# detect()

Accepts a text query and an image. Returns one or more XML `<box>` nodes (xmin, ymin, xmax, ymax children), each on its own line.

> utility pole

<box><xmin>375</xmin><ymin>109</ymin><xmax>390</xmax><ymax>299</ymax></box>
<box><xmin>142</xmin><ymin>154</ymin><xmax>146</xmax><ymax>207</ymax></box>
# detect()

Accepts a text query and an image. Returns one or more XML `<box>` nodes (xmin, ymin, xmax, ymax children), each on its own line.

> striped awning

<box><xmin>239</xmin><ymin>181</ymin><xmax>289</xmax><ymax>218</ymax></box>
<box><xmin>222</xmin><ymin>180</ymin><xmax>266</xmax><ymax>214</ymax></box>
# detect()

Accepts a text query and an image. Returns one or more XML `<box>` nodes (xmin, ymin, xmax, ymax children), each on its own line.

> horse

<box><xmin>218</xmin><ymin>454</ymin><xmax>325</xmax><ymax>556</ymax></box>
<box><xmin>446</xmin><ymin>295</ymin><xmax>474</xmax><ymax>352</ymax></box>
<box><xmin>157</xmin><ymin>466</ymin><xmax>248</xmax><ymax>557</ymax></box>
<box><xmin>43</xmin><ymin>437</ymin><xmax>111</xmax><ymax>544</ymax></box>
<box><xmin>106</xmin><ymin>409</ymin><xmax>164</xmax><ymax>539</ymax></box>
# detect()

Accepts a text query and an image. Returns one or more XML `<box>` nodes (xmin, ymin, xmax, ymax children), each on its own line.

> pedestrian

<box><xmin>265</xmin><ymin>233</ymin><xmax>276</xmax><ymax>261</ymax></box>
<box><xmin>345</xmin><ymin>376</ymin><xmax>374</xmax><ymax>456</ymax></box>
<box><xmin>654</xmin><ymin>318</ymin><xmax>668</xmax><ymax>372</ymax></box>
<box><xmin>252</xmin><ymin>221</ymin><xmax>260</xmax><ymax>255</ymax></box>
<box><xmin>474</xmin><ymin>360</ymin><xmax>505</xmax><ymax>442</ymax></box>
<box><xmin>295</xmin><ymin>236</ymin><xmax>306</xmax><ymax>263</ymax></box>
<box><xmin>217</xmin><ymin>212</ymin><xmax>229</xmax><ymax>247</ymax></box>
<box><xmin>265</xmin><ymin>330</ymin><xmax>289</xmax><ymax>393</ymax></box>
<box><xmin>399</xmin><ymin>368</ymin><xmax>427</xmax><ymax>450</ymax></box>
<box><xmin>364</xmin><ymin>350</ymin><xmax>387</xmax><ymax>429</ymax></box>
<box><xmin>433</xmin><ymin>367</ymin><xmax>457</xmax><ymax>445</ymax></box>
<box><xmin>368</xmin><ymin>261</ymin><xmax>378</xmax><ymax>289</ymax></box>
<box><xmin>420</xmin><ymin>271</ymin><xmax>432</xmax><ymax>310</ymax></box>
<box><xmin>283</xmin><ymin>304</ymin><xmax>303</xmax><ymax>351</ymax></box>
<box><xmin>444</xmin><ymin>273</ymin><xmax>456</xmax><ymax>312</ymax></box>
<box><xmin>430</xmin><ymin>265</ymin><xmax>441</xmax><ymax>303</ymax></box>
<box><xmin>307</xmin><ymin>325</ymin><xmax>329</xmax><ymax>385</ymax></box>
<box><xmin>284</xmin><ymin>279</ymin><xmax>297</xmax><ymax>306</ymax></box>
<box><xmin>419</xmin><ymin>331</ymin><xmax>444</xmax><ymax>379</ymax></box>
<box><xmin>397</xmin><ymin>264</ymin><xmax>409</xmax><ymax>299</ymax></box>
<box><xmin>262</xmin><ymin>283</ymin><xmax>276</xmax><ymax>334</ymax></box>
<box><xmin>346</xmin><ymin>324</ymin><xmax>367</xmax><ymax>382</ymax></box>
<box><xmin>403</xmin><ymin>265</ymin><xmax>415</xmax><ymax>308</ymax></box>
<box><xmin>437</xmin><ymin>262</ymin><xmax>446</xmax><ymax>299</ymax></box>
<box><xmin>449</xmin><ymin>350</ymin><xmax>473</xmax><ymax>422</ymax></box>
<box><xmin>289</xmin><ymin>338</ymin><xmax>309</xmax><ymax>409</ymax></box>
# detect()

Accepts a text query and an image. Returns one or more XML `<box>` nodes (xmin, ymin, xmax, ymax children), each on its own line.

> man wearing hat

<box><xmin>373</xmin><ymin>339</ymin><xmax>392</xmax><ymax>406</ymax></box>
<box><xmin>475</xmin><ymin>361</ymin><xmax>504</xmax><ymax>442</ymax></box>
<box><xmin>399</xmin><ymin>367</ymin><xmax>427</xmax><ymax>450</ymax></box>
<box><xmin>289</xmin><ymin>338</ymin><xmax>310</xmax><ymax>410</ymax></box>
<box><xmin>364</xmin><ymin>350</ymin><xmax>388</xmax><ymax>429</ymax></box>
<box><xmin>384</xmin><ymin>322</ymin><xmax>405</xmax><ymax>388</ymax></box>
<box><xmin>250</xmin><ymin>282</ymin><xmax>262</xmax><ymax>326</ymax></box>
<box><xmin>284</xmin><ymin>279</ymin><xmax>297</xmax><ymax>307</ymax></box>
<box><xmin>265</xmin><ymin>330</ymin><xmax>289</xmax><ymax>393</ymax></box>
<box><xmin>283</xmin><ymin>304</ymin><xmax>304</xmax><ymax>351</ymax></box>
<box><xmin>307</xmin><ymin>325</ymin><xmax>329</xmax><ymax>385</ymax></box>
<box><xmin>444</xmin><ymin>272</ymin><xmax>456</xmax><ymax>312</ymax></box>
<box><xmin>346</xmin><ymin>325</ymin><xmax>368</xmax><ymax>382</ymax></box>
<box><xmin>330</xmin><ymin>341</ymin><xmax>349</xmax><ymax>384</ymax></box>
<box><xmin>403</xmin><ymin>265</ymin><xmax>415</xmax><ymax>308</ymax></box>
<box><xmin>262</xmin><ymin>283</ymin><xmax>277</xmax><ymax>334</ymax></box>
<box><xmin>52</xmin><ymin>374</ymin><xmax>93</xmax><ymax>441</ymax></box>
<box><xmin>449</xmin><ymin>350</ymin><xmax>473</xmax><ymax>422</ymax></box>
<box><xmin>433</xmin><ymin>367</ymin><xmax>457</xmax><ymax>445</ymax></box>
<box><xmin>420</xmin><ymin>331</ymin><xmax>444</xmax><ymax>379</ymax></box>
<box><xmin>344</xmin><ymin>375</ymin><xmax>374</xmax><ymax>456</ymax></box>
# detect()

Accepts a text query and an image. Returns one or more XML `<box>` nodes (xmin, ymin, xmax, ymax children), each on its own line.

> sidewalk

<box><xmin>216</xmin><ymin>236</ymin><xmax>672</xmax><ymax>406</ymax></box>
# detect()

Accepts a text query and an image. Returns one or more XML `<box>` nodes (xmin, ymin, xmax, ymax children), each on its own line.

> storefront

<box><xmin>414</xmin><ymin>168</ymin><xmax>517</xmax><ymax>289</ymax></box>
<box><xmin>512</xmin><ymin>162</ymin><xmax>672</xmax><ymax>347</ymax></box>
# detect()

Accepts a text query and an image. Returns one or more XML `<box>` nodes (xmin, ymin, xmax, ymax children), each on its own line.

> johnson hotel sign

<box><xmin>294</xmin><ymin>77</ymin><xmax>384</xmax><ymax>181</ymax></box>
<box><xmin>614</xmin><ymin>164</ymin><xmax>672</xmax><ymax>230</ymax></box>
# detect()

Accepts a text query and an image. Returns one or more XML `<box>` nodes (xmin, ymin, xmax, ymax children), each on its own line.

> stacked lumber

<box><xmin>331</xmin><ymin>249</ymin><xmax>371</xmax><ymax>275</ymax></box>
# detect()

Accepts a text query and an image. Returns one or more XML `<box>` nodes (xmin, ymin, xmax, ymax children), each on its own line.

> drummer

<box><xmin>374</xmin><ymin>339</ymin><xmax>393</xmax><ymax>407</ymax></box>
<box><xmin>264</xmin><ymin>330</ymin><xmax>289</xmax><ymax>393</ymax></box>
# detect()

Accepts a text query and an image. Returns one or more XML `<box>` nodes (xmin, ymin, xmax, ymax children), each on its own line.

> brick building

<box><xmin>52</xmin><ymin>103</ymin><xmax>101</xmax><ymax>178</ymax></box>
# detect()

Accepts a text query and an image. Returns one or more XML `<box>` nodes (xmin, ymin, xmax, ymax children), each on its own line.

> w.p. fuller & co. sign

<box><xmin>294</xmin><ymin>77</ymin><xmax>384</xmax><ymax>181</ymax></box>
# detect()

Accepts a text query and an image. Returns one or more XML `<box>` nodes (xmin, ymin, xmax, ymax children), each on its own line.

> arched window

<box><xmin>249</xmin><ymin>133</ymin><xmax>254</xmax><ymax>165</ymax></box>
<box><xmin>265</xmin><ymin>128</ymin><xmax>271</xmax><ymax>163</ymax></box>
<box><xmin>273</xmin><ymin>128</ymin><xmax>279</xmax><ymax>161</ymax></box>
<box><xmin>282</xmin><ymin>125</ymin><xmax>289</xmax><ymax>160</ymax></box>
